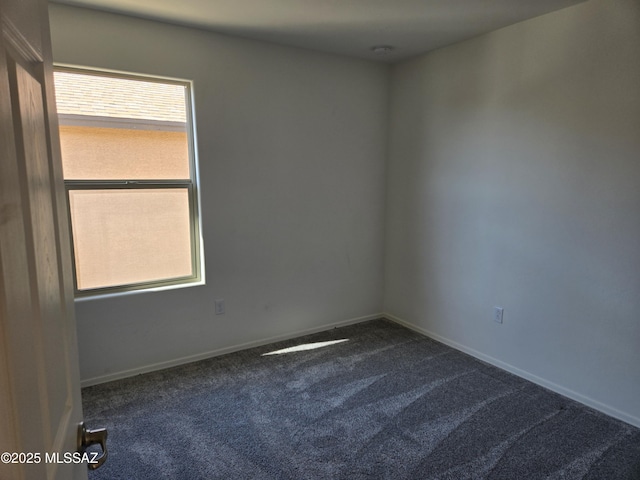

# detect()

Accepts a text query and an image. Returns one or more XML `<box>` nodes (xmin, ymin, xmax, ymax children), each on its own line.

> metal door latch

<box><xmin>78</xmin><ymin>422</ymin><xmax>108</xmax><ymax>470</ymax></box>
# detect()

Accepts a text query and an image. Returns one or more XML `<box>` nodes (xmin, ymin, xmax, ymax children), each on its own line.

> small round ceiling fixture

<box><xmin>371</xmin><ymin>45</ymin><xmax>395</xmax><ymax>56</ymax></box>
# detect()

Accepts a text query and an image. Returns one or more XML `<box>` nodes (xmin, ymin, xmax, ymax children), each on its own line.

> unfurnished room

<box><xmin>0</xmin><ymin>0</ymin><xmax>639</xmax><ymax>478</ymax></box>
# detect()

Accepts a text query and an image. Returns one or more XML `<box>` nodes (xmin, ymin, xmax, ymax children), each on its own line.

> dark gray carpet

<box><xmin>83</xmin><ymin>319</ymin><xmax>640</xmax><ymax>479</ymax></box>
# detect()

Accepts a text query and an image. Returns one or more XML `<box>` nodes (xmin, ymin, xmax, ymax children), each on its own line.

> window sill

<box><xmin>73</xmin><ymin>277</ymin><xmax>206</xmax><ymax>302</ymax></box>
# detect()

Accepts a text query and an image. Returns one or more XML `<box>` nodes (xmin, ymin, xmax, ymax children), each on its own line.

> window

<box><xmin>54</xmin><ymin>67</ymin><xmax>203</xmax><ymax>297</ymax></box>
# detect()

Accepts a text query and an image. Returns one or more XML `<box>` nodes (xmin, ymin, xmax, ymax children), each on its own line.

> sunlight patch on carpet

<box><xmin>262</xmin><ymin>339</ymin><xmax>349</xmax><ymax>356</ymax></box>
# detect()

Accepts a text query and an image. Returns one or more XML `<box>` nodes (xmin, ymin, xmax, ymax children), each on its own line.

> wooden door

<box><xmin>0</xmin><ymin>0</ymin><xmax>88</xmax><ymax>478</ymax></box>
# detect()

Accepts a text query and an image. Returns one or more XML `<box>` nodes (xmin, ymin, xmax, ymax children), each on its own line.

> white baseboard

<box><xmin>81</xmin><ymin>312</ymin><xmax>383</xmax><ymax>388</ymax></box>
<box><xmin>383</xmin><ymin>312</ymin><xmax>640</xmax><ymax>429</ymax></box>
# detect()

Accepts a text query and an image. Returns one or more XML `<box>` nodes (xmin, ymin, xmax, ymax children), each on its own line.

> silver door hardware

<box><xmin>77</xmin><ymin>422</ymin><xmax>108</xmax><ymax>470</ymax></box>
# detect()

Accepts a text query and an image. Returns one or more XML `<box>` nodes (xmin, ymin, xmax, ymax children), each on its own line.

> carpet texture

<box><xmin>83</xmin><ymin>319</ymin><xmax>640</xmax><ymax>479</ymax></box>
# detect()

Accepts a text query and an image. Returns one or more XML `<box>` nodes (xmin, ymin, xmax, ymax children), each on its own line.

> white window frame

<box><xmin>55</xmin><ymin>65</ymin><xmax>205</xmax><ymax>300</ymax></box>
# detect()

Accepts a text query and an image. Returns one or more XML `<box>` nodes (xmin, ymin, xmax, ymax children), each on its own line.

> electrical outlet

<box><xmin>214</xmin><ymin>299</ymin><xmax>225</xmax><ymax>315</ymax></box>
<box><xmin>494</xmin><ymin>306</ymin><xmax>504</xmax><ymax>324</ymax></box>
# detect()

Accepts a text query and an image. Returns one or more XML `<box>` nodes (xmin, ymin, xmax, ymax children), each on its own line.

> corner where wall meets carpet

<box><xmin>82</xmin><ymin>319</ymin><xmax>640</xmax><ymax>479</ymax></box>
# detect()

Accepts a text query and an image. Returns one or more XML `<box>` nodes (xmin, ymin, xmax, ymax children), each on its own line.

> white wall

<box><xmin>49</xmin><ymin>4</ymin><xmax>389</xmax><ymax>384</ymax></box>
<box><xmin>384</xmin><ymin>0</ymin><xmax>640</xmax><ymax>426</ymax></box>
<box><xmin>50</xmin><ymin>0</ymin><xmax>640</xmax><ymax>428</ymax></box>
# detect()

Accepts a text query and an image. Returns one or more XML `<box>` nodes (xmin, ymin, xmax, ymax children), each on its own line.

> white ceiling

<box><xmin>50</xmin><ymin>0</ymin><xmax>586</xmax><ymax>62</ymax></box>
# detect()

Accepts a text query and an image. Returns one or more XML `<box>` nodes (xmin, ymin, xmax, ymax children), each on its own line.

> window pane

<box><xmin>68</xmin><ymin>189</ymin><xmax>193</xmax><ymax>291</ymax></box>
<box><xmin>59</xmin><ymin>125</ymin><xmax>190</xmax><ymax>180</ymax></box>
<box><xmin>54</xmin><ymin>70</ymin><xmax>191</xmax><ymax>180</ymax></box>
